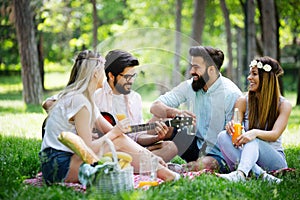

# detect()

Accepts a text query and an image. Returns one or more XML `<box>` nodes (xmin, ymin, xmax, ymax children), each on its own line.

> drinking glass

<box><xmin>138</xmin><ymin>152</ymin><xmax>159</xmax><ymax>188</ymax></box>
<box><xmin>180</xmin><ymin>100</ymin><xmax>196</xmax><ymax>135</ymax></box>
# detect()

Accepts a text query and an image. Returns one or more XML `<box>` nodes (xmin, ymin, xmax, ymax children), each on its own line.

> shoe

<box><xmin>219</xmin><ymin>171</ymin><xmax>246</xmax><ymax>182</ymax></box>
<box><xmin>167</xmin><ymin>163</ymin><xmax>184</xmax><ymax>174</ymax></box>
<box><xmin>261</xmin><ymin>173</ymin><xmax>282</xmax><ymax>184</ymax></box>
<box><xmin>173</xmin><ymin>172</ymin><xmax>181</xmax><ymax>181</ymax></box>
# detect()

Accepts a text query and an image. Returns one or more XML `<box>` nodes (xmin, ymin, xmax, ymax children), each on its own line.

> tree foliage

<box><xmin>0</xmin><ymin>0</ymin><xmax>299</xmax><ymax>104</ymax></box>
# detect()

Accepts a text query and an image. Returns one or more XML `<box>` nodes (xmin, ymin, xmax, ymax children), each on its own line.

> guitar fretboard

<box><xmin>128</xmin><ymin>123</ymin><xmax>157</xmax><ymax>133</ymax></box>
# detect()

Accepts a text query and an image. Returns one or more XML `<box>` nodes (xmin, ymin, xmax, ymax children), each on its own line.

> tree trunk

<box><xmin>236</xmin><ymin>26</ymin><xmax>244</xmax><ymax>90</ymax></box>
<box><xmin>297</xmin><ymin>68</ymin><xmax>300</xmax><ymax>105</ymax></box>
<box><xmin>220</xmin><ymin>0</ymin><xmax>233</xmax><ymax>80</ymax></box>
<box><xmin>172</xmin><ymin>0</ymin><xmax>182</xmax><ymax>87</ymax></box>
<box><xmin>246</xmin><ymin>0</ymin><xmax>256</xmax><ymax>62</ymax></box>
<box><xmin>260</xmin><ymin>0</ymin><xmax>277</xmax><ymax>58</ymax></box>
<box><xmin>91</xmin><ymin>0</ymin><xmax>98</xmax><ymax>51</ymax></box>
<box><xmin>37</xmin><ymin>32</ymin><xmax>45</xmax><ymax>91</ymax></box>
<box><xmin>186</xmin><ymin>0</ymin><xmax>206</xmax><ymax>79</ymax></box>
<box><xmin>13</xmin><ymin>0</ymin><xmax>43</xmax><ymax>104</ymax></box>
<box><xmin>190</xmin><ymin>0</ymin><xmax>206</xmax><ymax>46</ymax></box>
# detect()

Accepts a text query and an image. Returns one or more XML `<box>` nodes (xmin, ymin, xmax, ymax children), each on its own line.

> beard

<box><xmin>191</xmin><ymin>69</ymin><xmax>209</xmax><ymax>92</ymax></box>
<box><xmin>114</xmin><ymin>79</ymin><xmax>131</xmax><ymax>95</ymax></box>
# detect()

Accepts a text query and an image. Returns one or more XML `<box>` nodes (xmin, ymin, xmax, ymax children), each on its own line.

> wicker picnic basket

<box><xmin>78</xmin><ymin>138</ymin><xmax>134</xmax><ymax>194</ymax></box>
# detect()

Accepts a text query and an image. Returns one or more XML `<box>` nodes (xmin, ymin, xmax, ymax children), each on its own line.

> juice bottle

<box><xmin>232</xmin><ymin>108</ymin><xmax>242</xmax><ymax>145</ymax></box>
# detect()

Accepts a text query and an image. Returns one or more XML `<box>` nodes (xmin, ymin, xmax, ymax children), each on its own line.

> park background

<box><xmin>0</xmin><ymin>0</ymin><xmax>299</xmax><ymax>199</ymax></box>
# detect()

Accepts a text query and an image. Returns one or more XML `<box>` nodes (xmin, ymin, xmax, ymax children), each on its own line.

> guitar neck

<box><xmin>127</xmin><ymin>120</ymin><xmax>171</xmax><ymax>133</ymax></box>
<box><xmin>128</xmin><ymin>124</ymin><xmax>155</xmax><ymax>133</ymax></box>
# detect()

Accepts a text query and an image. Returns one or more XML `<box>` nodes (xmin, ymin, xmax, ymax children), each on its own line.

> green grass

<box><xmin>1</xmin><ymin>73</ymin><xmax>300</xmax><ymax>199</ymax></box>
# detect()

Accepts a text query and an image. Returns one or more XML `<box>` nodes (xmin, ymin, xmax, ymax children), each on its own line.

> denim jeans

<box><xmin>182</xmin><ymin>136</ymin><xmax>229</xmax><ymax>173</ymax></box>
<box><xmin>217</xmin><ymin>130</ymin><xmax>288</xmax><ymax>177</ymax></box>
<box><xmin>39</xmin><ymin>147</ymin><xmax>73</xmax><ymax>184</ymax></box>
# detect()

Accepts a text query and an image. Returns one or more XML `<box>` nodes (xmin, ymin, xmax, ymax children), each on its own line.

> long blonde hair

<box><xmin>55</xmin><ymin>50</ymin><xmax>105</xmax><ymax>126</ymax></box>
<box><xmin>248</xmin><ymin>56</ymin><xmax>283</xmax><ymax>131</ymax></box>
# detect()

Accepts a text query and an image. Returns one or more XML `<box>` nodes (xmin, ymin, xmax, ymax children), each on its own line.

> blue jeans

<box><xmin>39</xmin><ymin>147</ymin><xmax>73</xmax><ymax>185</ymax></box>
<box><xmin>217</xmin><ymin>130</ymin><xmax>288</xmax><ymax>177</ymax></box>
<box><xmin>182</xmin><ymin>136</ymin><xmax>229</xmax><ymax>173</ymax></box>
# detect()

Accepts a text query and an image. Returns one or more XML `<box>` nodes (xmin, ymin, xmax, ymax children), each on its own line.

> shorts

<box><xmin>181</xmin><ymin>137</ymin><xmax>229</xmax><ymax>173</ymax></box>
<box><xmin>39</xmin><ymin>147</ymin><xmax>73</xmax><ymax>185</ymax></box>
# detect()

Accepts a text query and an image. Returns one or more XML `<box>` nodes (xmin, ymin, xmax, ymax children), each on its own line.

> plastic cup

<box><xmin>180</xmin><ymin>101</ymin><xmax>195</xmax><ymax>135</ymax></box>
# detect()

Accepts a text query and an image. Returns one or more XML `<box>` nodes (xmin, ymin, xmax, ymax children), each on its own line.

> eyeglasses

<box><xmin>119</xmin><ymin>73</ymin><xmax>137</xmax><ymax>82</ymax></box>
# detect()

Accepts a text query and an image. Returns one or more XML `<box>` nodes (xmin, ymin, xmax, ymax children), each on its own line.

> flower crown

<box><xmin>249</xmin><ymin>60</ymin><xmax>272</xmax><ymax>72</ymax></box>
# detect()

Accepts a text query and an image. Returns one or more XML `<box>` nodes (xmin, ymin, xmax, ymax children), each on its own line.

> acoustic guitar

<box><xmin>101</xmin><ymin>112</ymin><xmax>192</xmax><ymax>134</ymax></box>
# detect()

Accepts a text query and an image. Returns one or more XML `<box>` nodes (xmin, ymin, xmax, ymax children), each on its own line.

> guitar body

<box><xmin>101</xmin><ymin>112</ymin><xmax>116</xmax><ymax>126</ymax></box>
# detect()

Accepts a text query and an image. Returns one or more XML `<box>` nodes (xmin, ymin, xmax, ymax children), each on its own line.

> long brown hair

<box><xmin>248</xmin><ymin>56</ymin><xmax>283</xmax><ymax>130</ymax></box>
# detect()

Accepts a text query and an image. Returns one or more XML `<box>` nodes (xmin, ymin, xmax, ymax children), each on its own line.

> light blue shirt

<box><xmin>157</xmin><ymin>75</ymin><xmax>242</xmax><ymax>158</ymax></box>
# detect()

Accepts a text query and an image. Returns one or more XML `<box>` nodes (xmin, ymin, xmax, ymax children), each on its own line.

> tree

<box><xmin>244</xmin><ymin>0</ymin><xmax>256</xmax><ymax>69</ymax></box>
<box><xmin>12</xmin><ymin>0</ymin><xmax>43</xmax><ymax>104</ymax></box>
<box><xmin>259</xmin><ymin>0</ymin><xmax>278</xmax><ymax>58</ymax></box>
<box><xmin>91</xmin><ymin>0</ymin><xmax>98</xmax><ymax>51</ymax></box>
<box><xmin>190</xmin><ymin>0</ymin><xmax>206</xmax><ymax>46</ymax></box>
<box><xmin>220</xmin><ymin>0</ymin><xmax>233</xmax><ymax>80</ymax></box>
<box><xmin>186</xmin><ymin>0</ymin><xmax>206</xmax><ymax>78</ymax></box>
<box><xmin>172</xmin><ymin>0</ymin><xmax>182</xmax><ymax>87</ymax></box>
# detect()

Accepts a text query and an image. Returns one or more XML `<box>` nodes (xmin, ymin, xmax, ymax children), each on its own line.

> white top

<box><xmin>95</xmin><ymin>80</ymin><xmax>143</xmax><ymax>124</ymax></box>
<box><xmin>41</xmin><ymin>92</ymin><xmax>100</xmax><ymax>152</ymax></box>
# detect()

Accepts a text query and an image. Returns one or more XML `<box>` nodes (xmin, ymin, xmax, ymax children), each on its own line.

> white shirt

<box><xmin>41</xmin><ymin>92</ymin><xmax>100</xmax><ymax>152</ymax></box>
<box><xmin>94</xmin><ymin>80</ymin><xmax>144</xmax><ymax>141</ymax></box>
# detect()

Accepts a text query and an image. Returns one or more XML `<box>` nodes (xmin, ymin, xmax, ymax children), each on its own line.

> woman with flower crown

<box><xmin>216</xmin><ymin>56</ymin><xmax>292</xmax><ymax>183</ymax></box>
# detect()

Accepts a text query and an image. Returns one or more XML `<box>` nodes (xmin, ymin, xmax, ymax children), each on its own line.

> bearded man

<box><xmin>150</xmin><ymin>46</ymin><xmax>242</xmax><ymax>173</ymax></box>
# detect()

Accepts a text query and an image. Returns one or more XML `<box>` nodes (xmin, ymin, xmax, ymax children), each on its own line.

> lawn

<box><xmin>0</xmin><ymin>73</ymin><xmax>299</xmax><ymax>199</ymax></box>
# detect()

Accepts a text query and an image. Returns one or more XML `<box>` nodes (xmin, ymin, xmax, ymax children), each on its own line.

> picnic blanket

<box><xmin>23</xmin><ymin>168</ymin><xmax>295</xmax><ymax>193</ymax></box>
<box><xmin>23</xmin><ymin>169</ymin><xmax>213</xmax><ymax>192</ymax></box>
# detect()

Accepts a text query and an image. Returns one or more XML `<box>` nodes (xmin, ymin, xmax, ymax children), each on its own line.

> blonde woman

<box><xmin>39</xmin><ymin>50</ymin><xmax>179</xmax><ymax>184</ymax></box>
<box><xmin>217</xmin><ymin>56</ymin><xmax>292</xmax><ymax>183</ymax></box>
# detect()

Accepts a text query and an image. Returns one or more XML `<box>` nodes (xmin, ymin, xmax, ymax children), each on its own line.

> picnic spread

<box><xmin>24</xmin><ymin>131</ymin><xmax>296</xmax><ymax>193</ymax></box>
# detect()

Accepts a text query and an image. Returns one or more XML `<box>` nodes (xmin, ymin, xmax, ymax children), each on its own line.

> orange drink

<box><xmin>116</xmin><ymin>113</ymin><xmax>126</xmax><ymax>121</ymax></box>
<box><xmin>232</xmin><ymin>122</ymin><xmax>242</xmax><ymax>144</ymax></box>
<box><xmin>232</xmin><ymin>108</ymin><xmax>242</xmax><ymax>145</ymax></box>
<box><xmin>138</xmin><ymin>181</ymin><xmax>159</xmax><ymax>188</ymax></box>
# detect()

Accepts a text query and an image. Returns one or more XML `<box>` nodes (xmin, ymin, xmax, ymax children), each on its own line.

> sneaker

<box><xmin>261</xmin><ymin>173</ymin><xmax>282</xmax><ymax>184</ymax></box>
<box><xmin>167</xmin><ymin>163</ymin><xmax>184</xmax><ymax>174</ymax></box>
<box><xmin>219</xmin><ymin>171</ymin><xmax>246</xmax><ymax>182</ymax></box>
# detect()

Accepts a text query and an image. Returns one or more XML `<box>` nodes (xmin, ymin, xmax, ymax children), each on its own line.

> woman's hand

<box><xmin>115</xmin><ymin>118</ymin><xmax>131</xmax><ymax>134</ymax></box>
<box><xmin>234</xmin><ymin>129</ymin><xmax>257</xmax><ymax>147</ymax></box>
<box><xmin>225</xmin><ymin>120</ymin><xmax>235</xmax><ymax>136</ymax></box>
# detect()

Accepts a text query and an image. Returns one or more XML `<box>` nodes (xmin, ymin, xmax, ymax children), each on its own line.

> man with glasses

<box><xmin>94</xmin><ymin>50</ymin><xmax>178</xmax><ymax>162</ymax></box>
